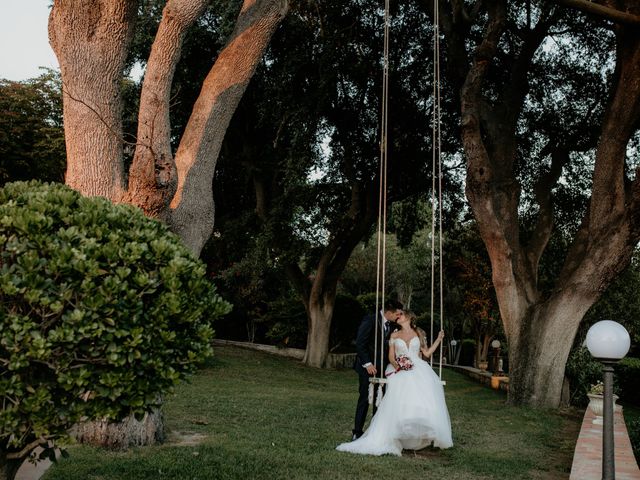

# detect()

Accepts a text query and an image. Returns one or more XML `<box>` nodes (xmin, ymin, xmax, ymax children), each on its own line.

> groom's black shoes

<box><xmin>352</xmin><ymin>432</ymin><xmax>363</xmax><ymax>441</ymax></box>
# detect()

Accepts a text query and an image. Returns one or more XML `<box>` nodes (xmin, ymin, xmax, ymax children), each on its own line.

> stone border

<box><xmin>212</xmin><ymin>340</ymin><xmax>512</xmax><ymax>388</ymax></box>
<box><xmin>212</xmin><ymin>339</ymin><xmax>357</xmax><ymax>369</ymax></box>
<box><xmin>570</xmin><ymin>405</ymin><xmax>640</xmax><ymax>479</ymax></box>
<box><xmin>444</xmin><ymin>364</ymin><xmax>509</xmax><ymax>392</ymax></box>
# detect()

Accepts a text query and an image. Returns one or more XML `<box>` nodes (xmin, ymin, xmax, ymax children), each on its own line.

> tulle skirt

<box><xmin>337</xmin><ymin>355</ymin><xmax>453</xmax><ymax>456</ymax></box>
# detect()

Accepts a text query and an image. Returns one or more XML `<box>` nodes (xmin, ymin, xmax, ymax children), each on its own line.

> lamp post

<box><xmin>450</xmin><ymin>339</ymin><xmax>458</xmax><ymax>365</ymax></box>
<box><xmin>586</xmin><ymin>320</ymin><xmax>631</xmax><ymax>480</ymax></box>
<box><xmin>491</xmin><ymin>339</ymin><xmax>501</xmax><ymax>375</ymax></box>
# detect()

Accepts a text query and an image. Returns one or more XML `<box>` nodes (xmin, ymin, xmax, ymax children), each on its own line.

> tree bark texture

<box><xmin>169</xmin><ymin>0</ymin><xmax>289</xmax><ymax>253</ymax></box>
<box><xmin>51</xmin><ymin>0</ymin><xmax>289</xmax><ymax>255</ymax></box>
<box><xmin>440</xmin><ymin>0</ymin><xmax>640</xmax><ymax>406</ymax></box>
<box><xmin>124</xmin><ymin>0</ymin><xmax>210</xmax><ymax>218</ymax></box>
<box><xmin>70</xmin><ymin>408</ymin><xmax>164</xmax><ymax>449</ymax></box>
<box><xmin>303</xmin><ymin>294</ymin><xmax>335</xmax><ymax>368</ymax></box>
<box><xmin>49</xmin><ymin>0</ymin><xmax>137</xmax><ymax>201</ymax></box>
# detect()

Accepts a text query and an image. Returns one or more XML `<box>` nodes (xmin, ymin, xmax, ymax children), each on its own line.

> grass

<box><xmin>622</xmin><ymin>403</ymin><xmax>640</xmax><ymax>462</ymax></box>
<box><xmin>42</xmin><ymin>346</ymin><xmax>581</xmax><ymax>480</ymax></box>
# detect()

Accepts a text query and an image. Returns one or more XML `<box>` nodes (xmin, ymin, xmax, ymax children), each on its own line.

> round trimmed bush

<box><xmin>0</xmin><ymin>181</ymin><xmax>230</xmax><ymax>460</ymax></box>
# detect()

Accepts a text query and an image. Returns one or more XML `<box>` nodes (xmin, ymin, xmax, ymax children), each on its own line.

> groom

<box><xmin>351</xmin><ymin>299</ymin><xmax>403</xmax><ymax>440</ymax></box>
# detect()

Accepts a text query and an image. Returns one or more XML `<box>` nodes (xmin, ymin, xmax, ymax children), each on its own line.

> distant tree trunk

<box><xmin>50</xmin><ymin>0</ymin><xmax>288</xmax><ymax>254</ymax></box>
<box><xmin>284</xmin><ymin>182</ymin><xmax>377</xmax><ymax>368</ymax></box>
<box><xmin>473</xmin><ymin>333</ymin><xmax>490</xmax><ymax>367</ymax></box>
<box><xmin>303</xmin><ymin>293</ymin><xmax>335</xmax><ymax>367</ymax></box>
<box><xmin>439</xmin><ymin>0</ymin><xmax>640</xmax><ymax>406</ymax></box>
<box><xmin>397</xmin><ymin>285</ymin><xmax>413</xmax><ymax>310</ymax></box>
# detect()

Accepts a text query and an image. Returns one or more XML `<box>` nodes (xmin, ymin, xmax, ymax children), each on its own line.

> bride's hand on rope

<box><xmin>421</xmin><ymin>331</ymin><xmax>445</xmax><ymax>358</ymax></box>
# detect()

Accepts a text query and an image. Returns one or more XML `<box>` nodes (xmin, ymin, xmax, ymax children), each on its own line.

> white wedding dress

<box><xmin>337</xmin><ymin>336</ymin><xmax>453</xmax><ymax>456</ymax></box>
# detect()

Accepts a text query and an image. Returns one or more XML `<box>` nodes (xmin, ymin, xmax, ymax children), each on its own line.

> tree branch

<box><xmin>126</xmin><ymin>0</ymin><xmax>210</xmax><ymax>217</ymax></box>
<box><xmin>6</xmin><ymin>438</ymin><xmax>48</xmax><ymax>460</ymax></box>
<box><xmin>168</xmin><ymin>0</ymin><xmax>289</xmax><ymax>254</ymax></box>
<box><xmin>284</xmin><ymin>262</ymin><xmax>311</xmax><ymax>310</ymax></box>
<box><xmin>549</xmin><ymin>0</ymin><xmax>640</xmax><ymax>26</ymax></box>
<box><xmin>525</xmin><ymin>146</ymin><xmax>569</xmax><ymax>275</ymax></box>
<box><xmin>498</xmin><ymin>8</ymin><xmax>557</xmax><ymax>128</ymax></box>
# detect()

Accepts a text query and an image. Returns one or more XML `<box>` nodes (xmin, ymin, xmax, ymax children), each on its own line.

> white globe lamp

<box><xmin>585</xmin><ymin>320</ymin><xmax>631</xmax><ymax>480</ymax></box>
<box><xmin>586</xmin><ymin>320</ymin><xmax>630</xmax><ymax>361</ymax></box>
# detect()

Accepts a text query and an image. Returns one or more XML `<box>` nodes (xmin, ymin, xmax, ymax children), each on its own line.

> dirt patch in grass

<box><xmin>402</xmin><ymin>445</ymin><xmax>445</xmax><ymax>459</ymax></box>
<box><xmin>165</xmin><ymin>431</ymin><xmax>208</xmax><ymax>446</ymax></box>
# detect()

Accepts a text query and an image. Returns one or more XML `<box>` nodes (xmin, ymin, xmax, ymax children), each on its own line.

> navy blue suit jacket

<box><xmin>354</xmin><ymin>313</ymin><xmax>396</xmax><ymax>372</ymax></box>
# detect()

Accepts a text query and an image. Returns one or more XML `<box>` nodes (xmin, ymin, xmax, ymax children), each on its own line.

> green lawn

<box><xmin>43</xmin><ymin>346</ymin><xmax>581</xmax><ymax>480</ymax></box>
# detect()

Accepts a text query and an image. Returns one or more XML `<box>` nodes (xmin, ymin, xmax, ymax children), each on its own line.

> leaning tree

<box><xmin>48</xmin><ymin>0</ymin><xmax>288</xmax><ymax>254</ymax></box>
<box><xmin>433</xmin><ymin>0</ymin><xmax>640</xmax><ymax>406</ymax></box>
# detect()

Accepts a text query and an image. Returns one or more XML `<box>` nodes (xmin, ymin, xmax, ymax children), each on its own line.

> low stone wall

<box><xmin>444</xmin><ymin>364</ymin><xmax>509</xmax><ymax>392</ymax></box>
<box><xmin>570</xmin><ymin>405</ymin><xmax>639</xmax><ymax>479</ymax></box>
<box><xmin>212</xmin><ymin>340</ymin><xmax>512</xmax><ymax>384</ymax></box>
<box><xmin>212</xmin><ymin>339</ymin><xmax>357</xmax><ymax>369</ymax></box>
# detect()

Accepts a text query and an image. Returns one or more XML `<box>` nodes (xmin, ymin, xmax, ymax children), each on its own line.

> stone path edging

<box><xmin>570</xmin><ymin>406</ymin><xmax>640</xmax><ymax>479</ymax></box>
<box><xmin>212</xmin><ymin>339</ymin><xmax>357</xmax><ymax>369</ymax></box>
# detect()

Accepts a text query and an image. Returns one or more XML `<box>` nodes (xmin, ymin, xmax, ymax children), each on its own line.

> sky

<box><xmin>0</xmin><ymin>0</ymin><xmax>59</xmax><ymax>81</ymax></box>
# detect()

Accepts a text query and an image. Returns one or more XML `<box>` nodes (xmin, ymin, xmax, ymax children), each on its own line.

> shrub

<box><xmin>628</xmin><ymin>418</ymin><xmax>640</xmax><ymax>463</ymax></box>
<box><xmin>356</xmin><ymin>292</ymin><xmax>379</xmax><ymax>313</ymax></box>
<box><xmin>565</xmin><ymin>346</ymin><xmax>608</xmax><ymax>407</ymax></box>
<box><xmin>617</xmin><ymin>357</ymin><xmax>640</xmax><ymax>406</ymax></box>
<box><xmin>0</xmin><ymin>181</ymin><xmax>230</xmax><ymax>475</ymax></box>
<box><xmin>264</xmin><ymin>297</ymin><xmax>307</xmax><ymax>348</ymax></box>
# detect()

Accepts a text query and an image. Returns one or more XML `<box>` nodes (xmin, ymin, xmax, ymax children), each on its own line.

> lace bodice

<box><xmin>392</xmin><ymin>336</ymin><xmax>421</xmax><ymax>357</ymax></box>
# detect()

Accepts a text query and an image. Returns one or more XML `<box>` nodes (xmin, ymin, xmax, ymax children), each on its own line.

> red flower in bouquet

<box><xmin>396</xmin><ymin>354</ymin><xmax>413</xmax><ymax>371</ymax></box>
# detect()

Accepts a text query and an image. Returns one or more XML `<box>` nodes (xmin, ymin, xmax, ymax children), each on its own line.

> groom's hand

<box><xmin>366</xmin><ymin>365</ymin><xmax>377</xmax><ymax>375</ymax></box>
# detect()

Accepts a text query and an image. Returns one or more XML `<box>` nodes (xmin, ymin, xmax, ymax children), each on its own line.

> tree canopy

<box><xmin>0</xmin><ymin>72</ymin><xmax>65</xmax><ymax>185</ymax></box>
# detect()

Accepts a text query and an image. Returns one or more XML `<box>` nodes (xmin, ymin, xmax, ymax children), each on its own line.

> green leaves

<box><xmin>0</xmin><ymin>181</ymin><xmax>231</xmax><ymax>456</ymax></box>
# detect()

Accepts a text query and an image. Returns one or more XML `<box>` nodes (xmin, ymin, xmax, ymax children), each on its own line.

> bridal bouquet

<box><xmin>395</xmin><ymin>354</ymin><xmax>413</xmax><ymax>371</ymax></box>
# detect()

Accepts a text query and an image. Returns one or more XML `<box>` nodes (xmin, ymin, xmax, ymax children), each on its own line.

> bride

<box><xmin>337</xmin><ymin>310</ymin><xmax>453</xmax><ymax>456</ymax></box>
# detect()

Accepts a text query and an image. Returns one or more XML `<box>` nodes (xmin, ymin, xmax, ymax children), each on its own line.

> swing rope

<box><xmin>430</xmin><ymin>0</ymin><xmax>445</xmax><ymax>381</ymax></box>
<box><xmin>370</xmin><ymin>0</ymin><xmax>391</xmax><ymax>406</ymax></box>
<box><xmin>370</xmin><ymin>0</ymin><xmax>445</xmax><ymax>405</ymax></box>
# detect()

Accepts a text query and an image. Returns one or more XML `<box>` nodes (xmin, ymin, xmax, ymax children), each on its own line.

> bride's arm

<box><xmin>422</xmin><ymin>330</ymin><xmax>445</xmax><ymax>358</ymax></box>
<box><xmin>388</xmin><ymin>337</ymin><xmax>399</xmax><ymax>370</ymax></box>
<box><xmin>417</xmin><ymin>328</ymin><xmax>428</xmax><ymax>359</ymax></box>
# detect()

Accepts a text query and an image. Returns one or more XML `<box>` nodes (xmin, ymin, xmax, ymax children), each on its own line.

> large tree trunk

<box><xmin>442</xmin><ymin>0</ymin><xmax>640</xmax><ymax>406</ymax></box>
<box><xmin>70</xmin><ymin>409</ymin><xmax>164</xmax><ymax>449</ymax></box>
<box><xmin>507</xmin><ymin>295</ymin><xmax>590</xmax><ymax>405</ymax></box>
<box><xmin>511</xmin><ymin>22</ymin><xmax>640</xmax><ymax>407</ymax></box>
<box><xmin>49</xmin><ymin>0</ymin><xmax>137</xmax><ymax>201</ymax></box>
<box><xmin>51</xmin><ymin>0</ymin><xmax>288</xmax><ymax>255</ymax></box>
